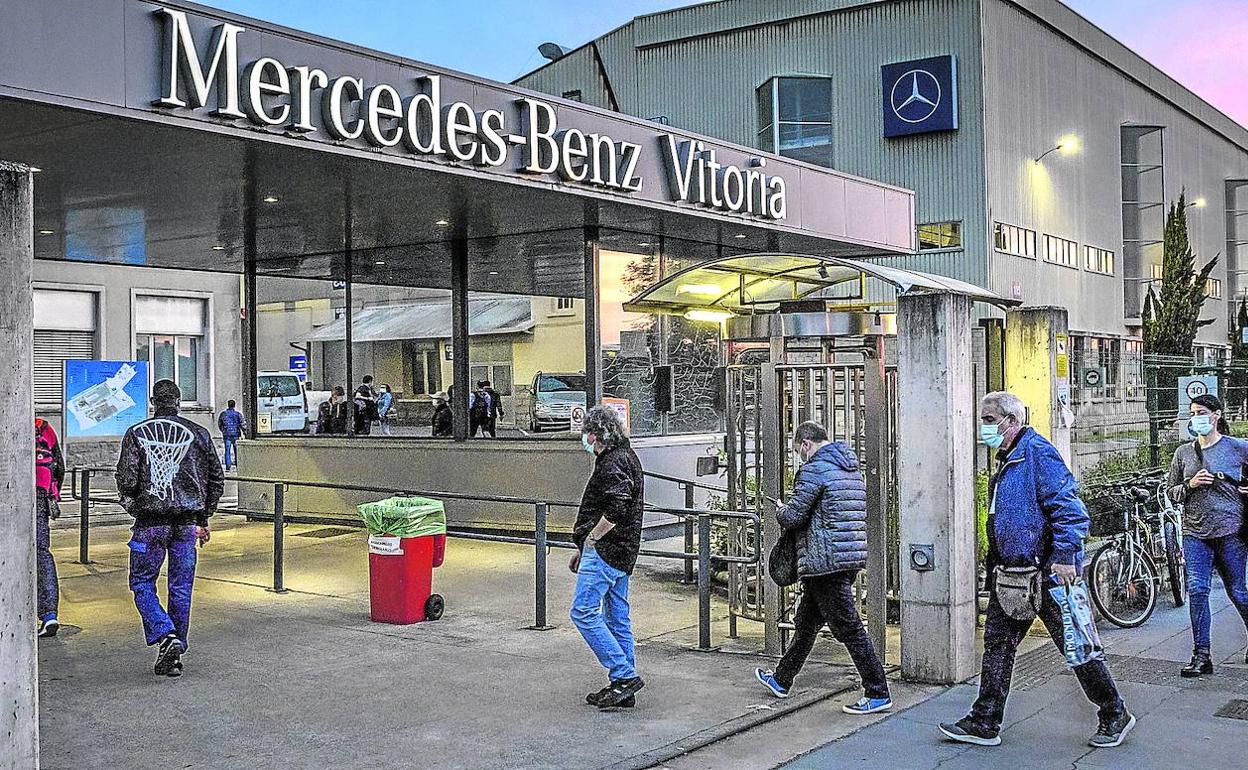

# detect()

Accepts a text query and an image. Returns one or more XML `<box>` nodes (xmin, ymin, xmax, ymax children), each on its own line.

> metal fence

<box><xmin>69</xmin><ymin>467</ymin><xmax>759</xmax><ymax>651</ymax></box>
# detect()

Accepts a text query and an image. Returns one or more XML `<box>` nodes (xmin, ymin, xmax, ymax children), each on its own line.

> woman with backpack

<box><xmin>1166</xmin><ymin>393</ymin><xmax>1248</xmax><ymax>677</ymax></box>
<box><xmin>35</xmin><ymin>417</ymin><xmax>64</xmax><ymax>637</ymax></box>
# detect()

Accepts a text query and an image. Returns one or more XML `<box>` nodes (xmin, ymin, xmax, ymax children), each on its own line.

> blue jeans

<box><xmin>1184</xmin><ymin>534</ymin><xmax>1248</xmax><ymax>651</ymax></box>
<box><xmin>222</xmin><ymin>436</ymin><xmax>238</xmax><ymax>469</ymax></box>
<box><xmin>570</xmin><ymin>547</ymin><xmax>637</xmax><ymax>681</ymax></box>
<box><xmin>129</xmin><ymin>525</ymin><xmax>199</xmax><ymax>647</ymax></box>
<box><xmin>36</xmin><ymin>491</ymin><xmax>59</xmax><ymax>620</ymax></box>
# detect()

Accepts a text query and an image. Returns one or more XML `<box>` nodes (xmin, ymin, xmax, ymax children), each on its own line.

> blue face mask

<box><xmin>581</xmin><ymin>434</ymin><xmax>596</xmax><ymax>454</ymax></box>
<box><xmin>1188</xmin><ymin>414</ymin><xmax>1214</xmax><ymax>437</ymax></box>
<box><xmin>979</xmin><ymin>423</ymin><xmax>1006</xmax><ymax>449</ymax></box>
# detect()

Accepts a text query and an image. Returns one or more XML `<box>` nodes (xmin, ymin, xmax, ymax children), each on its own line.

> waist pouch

<box><xmin>993</xmin><ymin>565</ymin><xmax>1043</xmax><ymax>621</ymax></box>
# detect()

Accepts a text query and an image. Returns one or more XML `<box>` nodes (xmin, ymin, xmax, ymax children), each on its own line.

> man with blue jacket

<box><xmin>217</xmin><ymin>399</ymin><xmax>245</xmax><ymax>470</ymax></box>
<box><xmin>940</xmin><ymin>392</ymin><xmax>1134</xmax><ymax>749</ymax></box>
<box><xmin>754</xmin><ymin>421</ymin><xmax>892</xmax><ymax>715</ymax></box>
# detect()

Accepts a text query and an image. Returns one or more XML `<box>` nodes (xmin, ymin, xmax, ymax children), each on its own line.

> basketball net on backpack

<box><xmin>134</xmin><ymin>419</ymin><xmax>195</xmax><ymax>500</ymax></box>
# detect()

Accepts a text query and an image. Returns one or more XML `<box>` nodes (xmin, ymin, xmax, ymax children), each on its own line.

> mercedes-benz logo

<box><xmin>890</xmin><ymin>69</ymin><xmax>941</xmax><ymax>124</ymax></box>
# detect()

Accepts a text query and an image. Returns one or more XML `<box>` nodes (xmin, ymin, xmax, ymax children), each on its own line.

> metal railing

<box><xmin>641</xmin><ymin>469</ymin><xmax>728</xmax><ymax>585</ymax></box>
<box><xmin>69</xmin><ymin>467</ymin><xmax>759</xmax><ymax>650</ymax></box>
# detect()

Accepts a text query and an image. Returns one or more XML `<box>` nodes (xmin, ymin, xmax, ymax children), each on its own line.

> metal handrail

<box><xmin>68</xmin><ymin>466</ymin><xmax>760</xmax><ymax>650</ymax></box>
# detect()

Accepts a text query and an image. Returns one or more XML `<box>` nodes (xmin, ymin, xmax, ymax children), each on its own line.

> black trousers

<box><xmin>774</xmin><ymin>571</ymin><xmax>890</xmax><ymax>699</ymax></box>
<box><xmin>968</xmin><ymin>588</ymin><xmax>1124</xmax><ymax>733</ymax></box>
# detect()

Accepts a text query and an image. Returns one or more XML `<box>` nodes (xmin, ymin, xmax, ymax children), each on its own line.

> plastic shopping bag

<box><xmin>1049</xmin><ymin>580</ymin><xmax>1105</xmax><ymax>668</ymax></box>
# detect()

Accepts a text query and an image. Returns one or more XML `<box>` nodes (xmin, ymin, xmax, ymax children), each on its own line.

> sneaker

<box><xmin>843</xmin><ymin>696</ymin><xmax>892</xmax><ymax>715</ymax></box>
<box><xmin>1088</xmin><ymin>711</ymin><xmax>1135</xmax><ymax>748</ymax></box>
<box><xmin>596</xmin><ymin>676</ymin><xmax>644</xmax><ymax>709</ymax></box>
<box><xmin>37</xmin><ymin>615</ymin><xmax>59</xmax><ymax>638</ymax></box>
<box><xmin>754</xmin><ymin>668</ymin><xmax>790</xmax><ymax>699</ymax></box>
<box><xmin>586</xmin><ymin>682</ymin><xmax>635</xmax><ymax>708</ymax></box>
<box><xmin>939</xmin><ymin>718</ymin><xmax>1002</xmax><ymax>747</ymax></box>
<box><xmin>1180</xmin><ymin>650</ymin><xmax>1213</xmax><ymax>678</ymax></box>
<box><xmin>154</xmin><ymin>634</ymin><xmax>184</xmax><ymax>677</ymax></box>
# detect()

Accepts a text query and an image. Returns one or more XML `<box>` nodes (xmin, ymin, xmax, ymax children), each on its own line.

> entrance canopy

<box><xmin>623</xmin><ymin>253</ymin><xmax>1018</xmax><ymax>317</ymax></box>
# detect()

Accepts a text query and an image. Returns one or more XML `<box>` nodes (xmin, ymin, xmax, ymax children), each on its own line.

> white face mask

<box><xmin>581</xmin><ymin>434</ymin><xmax>596</xmax><ymax>454</ymax></box>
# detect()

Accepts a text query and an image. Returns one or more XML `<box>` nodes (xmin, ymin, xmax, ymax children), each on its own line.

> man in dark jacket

<box><xmin>753</xmin><ymin>421</ymin><xmax>891</xmax><ymax>715</ymax></box>
<box><xmin>570</xmin><ymin>405</ymin><xmax>645</xmax><ymax>709</ymax></box>
<box><xmin>430</xmin><ymin>392</ymin><xmax>453</xmax><ymax>437</ymax></box>
<box><xmin>116</xmin><ymin>379</ymin><xmax>224</xmax><ymax>678</ymax></box>
<box><xmin>940</xmin><ymin>391</ymin><xmax>1133</xmax><ymax>749</ymax></box>
<box><xmin>217</xmin><ymin>399</ymin><xmax>245</xmax><ymax>470</ymax></box>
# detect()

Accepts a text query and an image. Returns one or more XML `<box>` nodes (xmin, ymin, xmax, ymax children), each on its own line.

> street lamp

<box><xmin>1034</xmin><ymin>134</ymin><xmax>1081</xmax><ymax>164</ymax></box>
<box><xmin>1187</xmin><ymin>197</ymin><xmax>1208</xmax><ymax>209</ymax></box>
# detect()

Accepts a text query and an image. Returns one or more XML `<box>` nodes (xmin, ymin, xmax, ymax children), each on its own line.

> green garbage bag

<box><xmin>357</xmin><ymin>496</ymin><xmax>447</xmax><ymax>538</ymax></box>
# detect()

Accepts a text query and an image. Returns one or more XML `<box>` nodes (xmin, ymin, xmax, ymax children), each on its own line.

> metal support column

<box><xmin>760</xmin><ymin>361</ymin><xmax>783</xmax><ymax>655</ymax></box>
<box><xmin>270</xmin><ymin>483</ymin><xmax>288</xmax><ymax>594</ymax></box>
<box><xmin>682</xmin><ymin>483</ymin><xmax>695</xmax><ymax>584</ymax></box>
<box><xmin>697</xmin><ymin>514</ymin><xmax>713</xmax><ymax>650</ymax></box>
<box><xmin>451</xmin><ymin>237</ymin><xmax>471</xmax><ymax>441</ymax></box>
<box><xmin>343</xmin><ymin>190</ymin><xmax>355</xmax><ymax>429</ymax></box>
<box><xmin>241</xmin><ymin>151</ymin><xmax>259</xmax><ymax>438</ymax></box>
<box><xmin>862</xmin><ymin>335</ymin><xmax>889</xmax><ymax>663</ymax></box>
<box><xmin>583</xmin><ymin>225</ymin><xmax>603</xmax><ymax>407</ymax></box>
<box><xmin>78</xmin><ymin>469</ymin><xmax>92</xmax><ymax>564</ymax></box>
<box><xmin>529</xmin><ymin>502</ymin><xmax>554</xmax><ymax>630</ymax></box>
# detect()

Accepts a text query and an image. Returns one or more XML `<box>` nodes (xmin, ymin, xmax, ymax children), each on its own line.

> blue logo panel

<box><xmin>881</xmin><ymin>55</ymin><xmax>958</xmax><ymax>138</ymax></box>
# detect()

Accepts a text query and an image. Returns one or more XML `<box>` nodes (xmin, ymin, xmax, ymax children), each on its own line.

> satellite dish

<box><xmin>538</xmin><ymin>42</ymin><xmax>570</xmax><ymax>62</ymax></box>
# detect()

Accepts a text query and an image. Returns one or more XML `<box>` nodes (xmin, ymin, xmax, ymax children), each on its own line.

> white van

<box><xmin>257</xmin><ymin>371</ymin><xmax>309</xmax><ymax>433</ymax></box>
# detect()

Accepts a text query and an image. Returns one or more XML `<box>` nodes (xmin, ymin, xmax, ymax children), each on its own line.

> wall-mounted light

<box><xmin>683</xmin><ymin>309</ymin><xmax>734</xmax><ymax>323</ymax></box>
<box><xmin>262</xmin><ymin>195</ymin><xmax>279</xmax><ymax>204</ymax></box>
<box><xmin>1034</xmin><ymin>134</ymin><xmax>1080</xmax><ymax>164</ymax></box>
<box><xmin>1188</xmin><ymin>197</ymin><xmax>1208</xmax><ymax>209</ymax></box>
<box><xmin>38</xmin><ymin>229</ymin><xmax>55</xmax><ymax>236</ymax></box>
<box><xmin>434</xmin><ymin>219</ymin><xmax>450</xmax><ymax>226</ymax></box>
<box><xmin>211</xmin><ymin>245</ymin><xmax>225</xmax><ymax>251</ymax></box>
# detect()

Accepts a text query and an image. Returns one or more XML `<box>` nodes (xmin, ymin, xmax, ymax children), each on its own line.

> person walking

<box><xmin>431</xmin><ymin>391</ymin><xmax>453</xmax><ymax>437</ymax></box>
<box><xmin>216</xmin><ymin>399</ymin><xmax>245</xmax><ymax>470</ymax></box>
<box><xmin>1166</xmin><ymin>393</ymin><xmax>1248</xmax><ymax>676</ymax></box>
<box><xmin>480</xmin><ymin>380</ymin><xmax>504</xmax><ymax>437</ymax></box>
<box><xmin>570</xmin><ymin>406</ymin><xmax>646</xmax><ymax>709</ymax></box>
<box><xmin>353</xmin><ymin>377</ymin><xmax>377</xmax><ymax>435</ymax></box>
<box><xmin>940</xmin><ymin>391</ymin><xmax>1134</xmax><ymax>749</ymax></box>
<box><xmin>317</xmin><ymin>386</ymin><xmax>349</xmax><ymax>435</ymax></box>
<box><xmin>753</xmin><ymin>421</ymin><xmax>892</xmax><ymax>715</ymax></box>
<box><xmin>35</xmin><ymin>417</ymin><xmax>65</xmax><ymax>638</ymax></box>
<box><xmin>468</xmin><ymin>380</ymin><xmax>490</xmax><ymax>437</ymax></box>
<box><xmin>115</xmin><ymin>379</ymin><xmax>224</xmax><ymax>678</ymax></box>
<box><xmin>376</xmin><ymin>384</ymin><xmax>396</xmax><ymax>437</ymax></box>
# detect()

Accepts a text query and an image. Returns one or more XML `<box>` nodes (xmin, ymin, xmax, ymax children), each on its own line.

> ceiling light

<box><xmin>38</xmin><ymin>229</ymin><xmax>54</xmax><ymax>235</ymax></box>
<box><xmin>263</xmin><ymin>195</ymin><xmax>279</xmax><ymax>203</ymax></box>
<box><xmin>638</xmin><ymin>242</ymin><xmax>651</xmax><ymax>248</ymax></box>
<box><xmin>733</xmin><ymin>233</ymin><xmax>748</xmax><ymax>239</ymax></box>
<box><xmin>817</xmin><ymin>263</ymin><xmax>829</xmax><ymax>280</ymax></box>
<box><xmin>374</xmin><ymin>260</ymin><xmax>386</xmax><ymax>266</ymax></box>
<box><xmin>29</xmin><ymin>167</ymin><xmax>42</xmax><ymax>173</ymax></box>
<box><xmin>488</xmin><ymin>270</ymin><xmax>500</xmax><ymax>276</ymax></box>
<box><xmin>683</xmin><ymin>309</ymin><xmax>735</xmax><ymax>323</ymax></box>
<box><xmin>211</xmin><ymin>245</ymin><xmax>225</xmax><ymax>251</ymax></box>
<box><xmin>677</xmin><ymin>284</ymin><xmax>723</xmax><ymax>297</ymax></box>
<box><xmin>435</xmin><ymin>219</ymin><xmax>450</xmax><ymax>226</ymax></box>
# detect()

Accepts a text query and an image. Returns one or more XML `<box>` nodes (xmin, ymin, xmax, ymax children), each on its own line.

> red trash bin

<box><xmin>368</xmin><ymin>533</ymin><xmax>446</xmax><ymax>624</ymax></box>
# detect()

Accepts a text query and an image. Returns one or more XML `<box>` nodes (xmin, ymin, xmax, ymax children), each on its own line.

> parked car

<box><xmin>527</xmin><ymin>371</ymin><xmax>587</xmax><ymax>432</ymax></box>
<box><xmin>257</xmin><ymin>371</ymin><xmax>309</xmax><ymax>433</ymax></box>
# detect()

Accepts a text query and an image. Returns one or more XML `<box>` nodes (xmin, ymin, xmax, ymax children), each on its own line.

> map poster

<box><xmin>64</xmin><ymin>360</ymin><xmax>150</xmax><ymax>439</ymax></box>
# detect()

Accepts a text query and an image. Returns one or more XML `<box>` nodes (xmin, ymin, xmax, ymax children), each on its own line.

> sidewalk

<box><xmin>776</xmin><ymin>589</ymin><xmax>1248</xmax><ymax>770</ymax></box>
<box><xmin>36</xmin><ymin>517</ymin><xmax>883</xmax><ymax>770</ymax></box>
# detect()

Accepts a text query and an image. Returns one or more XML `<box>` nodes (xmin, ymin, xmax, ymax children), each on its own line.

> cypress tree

<box><xmin>1141</xmin><ymin>191</ymin><xmax>1218</xmax><ymax>357</ymax></box>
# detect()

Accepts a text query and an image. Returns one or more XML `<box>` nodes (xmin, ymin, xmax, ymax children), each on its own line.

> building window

<box><xmin>34</xmin><ymin>288</ymin><xmax>99</xmax><ymax>408</ymax></box>
<box><xmin>1123</xmin><ymin>339</ymin><xmax>1144</xmax><ymax>400</ymax></box>
<box><xmin>1071</xmin><ymin>335</ymin><xmax>1121</xmax><ymax>402</ymax></box>
<box><xmin>552</xmin><ymin>297</ymin><xmax>576</xmax><ymax>315</ymax></box>
<box><xmin>470</xmin><ymin>364</ymin><xmax>513</xmax><ymax>396</ymax></box>
<box><xmin>917</xmin><ymin>221</ymin><xmax>962</xmax><ymax>251</ymax></box>
<box><xmin>1085</xmin><ymin>246</ymin><xmax>1115</xmax><ymax>275</ymax></box>
<box><xmin>1206</xmin><ymin>278</ymin><xmax>1223</xmax><ymax>298</ymax></box>
<box><xmin>133</xmin><ymin>294</ymin><xmax>209</xmax><ymax>406</ymax></box>
<box><xmin>1043</xmin><ymin>234</ymin><xmax>1078</xmax><ymax>268</ymax></box>
<box><xmin>994</xmin><ymin>222</ymin><xmax>1036</xmax><ymax>258</ymax></box>
<box><xmin>562</xmin><ymin>90</ymin><xmax>582</xmax><ymax>102</ymax></box>
<box><xmin>1150</xmin><ymin>263</ymin><xmax>1164</xmax><ymax>286</ymax></box>
<box><xmin>756</xmin><ymin>76</ymin><xmax>834</xmax><ymax>167</ymax></box>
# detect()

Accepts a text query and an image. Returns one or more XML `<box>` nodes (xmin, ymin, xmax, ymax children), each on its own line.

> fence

<box><xmin>69</xmin><ymin>467</ymin><xmax>759</xmax><ymax>651</ymax></box>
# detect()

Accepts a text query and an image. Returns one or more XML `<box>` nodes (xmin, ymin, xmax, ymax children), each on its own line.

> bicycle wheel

<box><xmin>1164</xmin><ymin>520</ymin><xmax>1186</xmax><ymax>607</ymax></box>
<box><xmin>1089</xmin><ymin>543</ymin><xmax>1157</xmax><ymax>628</ymax></box>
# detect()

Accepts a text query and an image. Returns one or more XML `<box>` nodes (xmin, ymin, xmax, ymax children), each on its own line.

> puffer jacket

<box><xmin>989</xmin><ymin>427</ymin><xmax>1087</xmax><ymax>569</ymax></box>
<box><xmin>776</xmin><ymin>442</ymin><xmax>867</xmax><ymax>576</ymax></box>
<box><xmin>116</xmin><ymin>408</ymin><xmax>225</xmax><ymax>528</ymax></box>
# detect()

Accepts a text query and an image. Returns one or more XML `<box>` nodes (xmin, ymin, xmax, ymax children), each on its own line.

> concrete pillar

<box><xmin>896</xmin><ymin>292</ymin><xmax>977</xmax><ymax>684</ymax></box>
<box><xmin>1004</xmin><ymin>306</ymin><xmax>1072</xmax><ymax>463</ymax></box>
<box><xmin>0</xmin><ymin>161</ymin><xmax>38</xmax><ymax>768</ymax></box>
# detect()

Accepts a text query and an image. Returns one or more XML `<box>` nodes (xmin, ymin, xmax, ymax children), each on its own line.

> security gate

<box><xmin>724</xmin><ymin>340</ymin><xmax>897</xmax><ymax>656</ymax></box>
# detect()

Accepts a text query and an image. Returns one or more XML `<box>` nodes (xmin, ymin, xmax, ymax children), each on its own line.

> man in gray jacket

<box><xmin>754</xmin><ymin>421</ymin><xmax>892</xmax><ymax>715</ymax></box>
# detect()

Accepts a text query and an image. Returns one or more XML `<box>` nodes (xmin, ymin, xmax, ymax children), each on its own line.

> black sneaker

<box><xmin>37</xmin><ymin>617</ymin><xmax>59</xmax><ymax>638</ymax></box>
<box><xmin>1088</xmin><ymin>711</ymin><xmax>1135</xmax><ymax>748</ymax></box>
<box><xmin>938</xmin><ymin>718</ymin><xmax>1001</xmax><ymax>747</ymax></box>
<box><xmin>154</xmin><ymin>634</ymin><xmax>184</xmax><ymax>677</ymax></box>
<box><xmin>596</xmin><ymin>676</ymin><xmax>644</xmax><ymax>709</ymax></box>
<box><xmin>1180</xmin><ymin>650</ymin><xmax>1213</xmax><ymax>678</ymax></box>
<box><xmin>586</xmin><ymin>683</ymin><xmax>635</xmax><ymax>708</ymax></box>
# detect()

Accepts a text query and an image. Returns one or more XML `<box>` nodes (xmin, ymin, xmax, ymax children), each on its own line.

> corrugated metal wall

<box><xmin>980</xmin><ymin>0</ymin><xmax>1248</xmax><ymax>340</ymax></box>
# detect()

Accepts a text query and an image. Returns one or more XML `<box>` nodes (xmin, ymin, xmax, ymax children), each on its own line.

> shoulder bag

<box><xmin>768</xmin><ymin>530</ymin><xmax>799</xmax><ymax>587</ymax></box>
<box><xmin>992</xmin><ymin>565</ymin><xmax>1043</xmax><ymax>621</ymax></box>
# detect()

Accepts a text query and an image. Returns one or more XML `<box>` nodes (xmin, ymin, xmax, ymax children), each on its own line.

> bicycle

<box><xmin>1085</xmin><ymin>474</ymin><xmax>1186</xmax><ymax>628</ymax></box>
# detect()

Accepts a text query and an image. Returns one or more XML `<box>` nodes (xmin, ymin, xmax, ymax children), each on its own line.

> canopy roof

<box><xmin>623</xmin><ymin>253</ymin><xmax>1017</xmax><ymax>316</ymax></box>
<box><xmin>306</xmin><ymin>296</ymin><xmax>533</xmax><ymax>343</ymax></box>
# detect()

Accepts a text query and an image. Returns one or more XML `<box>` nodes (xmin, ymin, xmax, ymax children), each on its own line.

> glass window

<box><xmin>562</xmin><ymin>90</ymin><xmax>582</xmax><ymax>102</ymax></box>
<box><xmin>537</xmin><ymin>373</ymin><xmax>586</xmax><ymax>392</ymax></box>
<box><xmin>1206</xmin><ymin>278</ymin><xmax>1223</xmax><ymax>298</ymax></box>
<box><xmin>257</xmin><ymin>375</ymin><xmax>301</xmax><ymax>398</ymax></box>
<box><xmin>918</xmin><ymin>221</ymin><xmax>962</xmax><ymax>251</ymax></box>
<box><xmin>492</xmin><ymin>365</ymin><xmax>513</xmax><ymax>396</ymax></box>
<box><xmin>177</xmin><ymin>336</ymin><xmax>199</xmax><ymax>403</ymax></box>
<box><xmin>756</xmin><ymin>76</ymin><xmax>833</xmax><ymax>167</ymax></box>
<box><xmin>1043</xmin><ymin>234</ymin><xmax>1078</xmax><ymax>267</ymax></box>
<box><xmin>994</xmin><ymin>223</ymin><xmax>1036</xmax><ymax>258</ymax></box>
<box><xmin>425</xmin><ymin>350</ymin><xmax>442</xmax><ymax>394</ymax></box>
<box><xmin>1085</xmin><ymin>246</ymin><xmax>1115</xmax><ymax>275</ymax></box>
<box><xmin>151</xmin><ymin>335</ymin><xmax>176</xmax><ymax>382</ymax></box>
<box><xmin>136</xmin><ymin>333</ymin><xmax>206</xmax><ymax>405</ymax></box>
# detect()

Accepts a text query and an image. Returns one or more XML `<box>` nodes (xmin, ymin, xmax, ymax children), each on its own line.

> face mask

<box><xmin>979</xmin><ymin>423</ymin><xmax>1006</xmax><ymax>449</ymax></box>
<box><xmin>581</xmin><ymin>434</ymin><xmax>596</xmax><ymax>454</ymax></box>
<box><xmin>1189</xmin><ymin>415</ymin><xmax>1214</xmax><ymax>437</ymax></box>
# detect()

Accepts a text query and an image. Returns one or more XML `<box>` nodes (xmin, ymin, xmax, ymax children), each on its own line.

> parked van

<box><xmin>527</xmin><ymin>371</ymin><xmax>587</xmax><ymax>432</ymax></box>
<box><xmin>257</xmin><ymin>371</ymin><xmax>309</xmax><ymax>433</ymax></box>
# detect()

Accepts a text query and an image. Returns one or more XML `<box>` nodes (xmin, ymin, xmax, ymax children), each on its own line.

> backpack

<box><xmin>35</xmin><ymin>418</ymin><xmax>57</xmax><ymax>469</ymax></box>
<box><xmin>470</xmin><ymin>392</ymin><xmax>490</xmax><ymax>423</ymax></box>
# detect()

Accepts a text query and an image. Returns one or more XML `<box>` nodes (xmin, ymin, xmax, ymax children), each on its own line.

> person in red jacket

<box><xmin>35</xmin><ymin>417</ymin><xmax>65</xmax><ymax>637</ymax></box>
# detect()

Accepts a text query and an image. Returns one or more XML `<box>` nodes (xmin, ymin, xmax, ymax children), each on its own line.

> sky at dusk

<box><xmin>203</xmin><ymin>0</ymin><xmax>1248</xmax><ymax>127</ymax></box>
